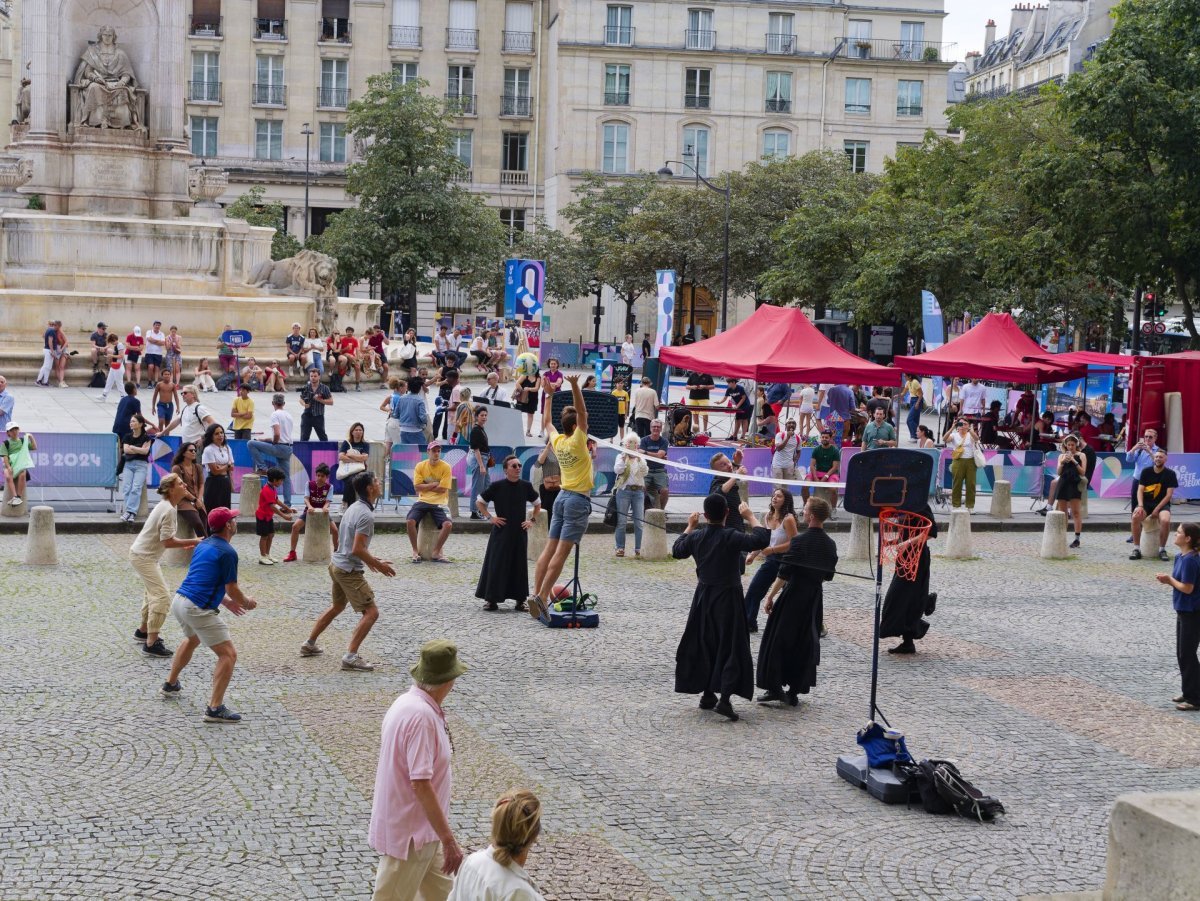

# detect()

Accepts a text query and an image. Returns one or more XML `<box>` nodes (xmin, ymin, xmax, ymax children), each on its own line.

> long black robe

<box><xmin>879</xmin><ymin>506</ymin><xmax>938</xmax><ymax>641</ymax></box>
<box><xmin>756</xmin><ymin>527</ymin><xmax>838</xmax><ymax>695</ymax></box>
<box><xmin>673</xmin><ymin>524</ymin><xmax>771</xmax><ymax>699</ymax></box>
<box><xmin>475</xmin><ymin>477</ymin><xmax>539</xmax><ymax>603</ymax></box>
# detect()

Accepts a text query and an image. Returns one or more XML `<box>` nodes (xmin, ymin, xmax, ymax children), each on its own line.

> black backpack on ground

<box><xmin>88</xmin><ymin>371</ymin><xmax>106</xmax><ymax>388</ymax></box>
<box><xmin>898</xmin><ymin>759</ymin><xmax>1005</xmax><ymax>822</ymax></box>
<box><xmin>328</xmin><ymin>371</ymin><xmax>345</xmax><ymax>393</ymax></box>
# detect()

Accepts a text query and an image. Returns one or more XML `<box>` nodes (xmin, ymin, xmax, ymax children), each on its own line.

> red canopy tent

<box><xmin>893</xmin><ymin>313</ymin><xmax>1087</xmax><ymax>383</ymax></box>
<box><xmin>1022</xmin><ymin>350</ymin><xmax>1136</xmax><ymax>369</ymax></box>
<box><xmin>658</xmin><ymin>305</ymin><xmax>902</xmax><ymax>385</ymax></box>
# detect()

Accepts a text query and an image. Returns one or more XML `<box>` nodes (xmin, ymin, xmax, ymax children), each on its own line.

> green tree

<box><xmin>225</xmin><ymin>185</ymin><xmax>302</xmax><ymax>260</ymax></box>
<box><xmin>314</xmin><ymin>76</ymin><xmax>508</xmax><ymax>323</ymax></box>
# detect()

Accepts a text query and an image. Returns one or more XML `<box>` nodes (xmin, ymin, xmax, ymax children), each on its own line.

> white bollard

<box><xmin>989</xmin><ymin>480</ymin><xmax>1012</xmax><ymax>519</ymax></box>
<box><xmin>238</xmin><ymin>474</ymin><xmax>262</xmax><ymax>518</ymax></box>
<box><xmin>1104</xmin><ymin>790</ymin><xmax>1200</xmax><ymax>899</ymax></box>
<box><xmin>1140</xmin><ymin>514</ymin><xmax>1163</xmax><ymax>558</ymax></box>
<box><xmin>302</xmin><ymin>508</ymin><xmax>333</xmax><ymax>564</ymax></box>
<box><xmin>846</xmin><ymin>513</ymin><xmax>872</xmax><ymax>561</ymax></box>
<box><xmin>641</xmin><ymin>508</ymin><xmax>669</xmax><ymax>560</ymax></box>
<box><xmin>944</xmin><ymin>508</ymin><xmax>974</xmax><ymax>559</ymax></box>
<box><xmin>367</xmin><ymin>442</ymin><xmax>389</xmax><ymax>490</ymax></box>
<box><xmin>162</xmin><ymin>515</ymin><xmax>199</xmax><ymax>567</ymax></box>
<box><xmin>1079</xmin><ymin>489</ymin><xmax>1089</xmax><ymax>520</ymax></box>
<box><xmin>137</xmin><ymin>483</ymin><xmax>148</xmax><ymax>518</ymax></box>
<box><xmin>448</xmin><ymin>477</ymin><xmax>460</xmax><ymax>520</ymax></box>
<box><xmin>1040</xmin><ymin>509</ymin><xmax>1070</xmax><ymax>559</ymax></box>
<box><xmin>24</xmin><ymin>505</ymin><xmax>58</xmax><ymax>565</ymax></box>
<box><xmin>416</xmin><ymin>511</ymin><xmax>448</xmax><ymax>561</ymax></box>
<box><xmin>527</xmin><ymin>508</ymin><xmax>547</xmax><ymax>562</ymax></box>
<box><xmin>1</xmin><ymin>484</ymin><xmax>27</xmax><ymax>517</ymax></box>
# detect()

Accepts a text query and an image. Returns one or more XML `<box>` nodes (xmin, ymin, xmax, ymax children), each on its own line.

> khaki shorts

<box><xmin>171</xmin><ymin>593</ymin><xmax>231</xmax><ymax>648</ymax></box>
<box><xmin>329</xmin><ymin>564</ymin><xmax>376</xmax><ymax>613</ymax></box>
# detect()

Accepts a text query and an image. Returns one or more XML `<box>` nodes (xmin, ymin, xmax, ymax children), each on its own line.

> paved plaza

<box><xmin>1</xmin><ymin>522</ymin><xmax>1198</xmax><ymax>900</ymax></box>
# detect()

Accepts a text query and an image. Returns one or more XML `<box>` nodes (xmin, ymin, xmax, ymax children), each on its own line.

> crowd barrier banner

<box><xmin>148</xmin><ymin>438</ymin><xmax>341</xmax><ymax>498</ymax></box>
<box><xmin>27</xmin><ymin>432</ymin><xmax>120</xmax><ymax>488</ymax></box>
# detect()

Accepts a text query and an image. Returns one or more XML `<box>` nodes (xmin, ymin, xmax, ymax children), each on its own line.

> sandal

<box><xmin>615</xmin><ymin>549</ymin><xmax>625</xmax><ymax>557</ymax></box>
<box><xmin>411</xmin><ymin>555</ymin><xmax>422</xmax><ymax>564</ymax></box>
<box><xmin>432</xmin><ymin>556</ymin><xmax>452</xmax><ymax>564</ymax></box>
<box><xmin>1177</xmin><ymin>701</ymin><xmax>1200</xmax><ymax>711</ymax></box>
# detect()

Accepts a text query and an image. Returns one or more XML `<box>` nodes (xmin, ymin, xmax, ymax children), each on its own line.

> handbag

<box><xmin>603</xmin><ymin>493</ymin><xmax>618</xmax><ymax>527</ymax></box>
<box><xmin>486</xmin><ymin>453</ymin><xmax>495</xmax><ymax>468</ymax></box>
<box><xmin>972</xmin><ymin>447</ymin><xmax>987</xmax><ymax>468</ymax></box>
<box><xmin>336</xmin><ymin>461</ymin><xmax>366</xmax><ymax>480</ymax></box>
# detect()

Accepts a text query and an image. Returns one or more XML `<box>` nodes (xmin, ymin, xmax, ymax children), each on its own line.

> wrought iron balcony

<box><xmin>765</xmin><ymin>33</ymin><xmax>796</xmax><ymax>55</ymax></box>
<box><xmin>838</xmin><ymin>38</ymin><xmax>951</xmax><ymax>62</ymax></box>
<box><xmin>189</xmin><ymin>16</ymin><xmax>222</xmax><ymax>37</ymax></box>
<box><xmin>188</xmin><ymin>80</ymin><xmax>222</xmax><ymax>103</ymax></box>
<box><xmin>685</xmin><ymin>29</ymin><xmax>715</xmax><ymax>50</ymax></box>
<box><xmin>684</xmin><ymin>95</ymin><xmax>711</xmax><ymax>110</ymax></box>
<box><xmin>389</xmin><ymin>25</ymin><xmax>421</xmax><ymax>47</ymax></box>
<box><xmin>253</xmin><ymin>18</ymin><xmax>287</xmax><ymax>40</ymax></box>
<box><xmin>319</xmin><ymin>86</ymin><xmax>350</xmax><ymax>108</ymax></box>
<box><xmin>503</xmin><ymin>31</ymin><xmax>534</xmax><ymax>53</ymax></box>
<box><xmin>252</xmin><ymin>83</ymin><xmax>287</xmax><ymax>106</ymax></box>
<box><xmin>765</xmin><ymin>98</ymin><xmax>791</xmax><ymax>113</ymax></box>
<box><xmin>604</xmin><ymin>91</ymin><xmax>630</xmax><ymax>106</ymax></box>
<box><xmin>319</xmin><ymin>18</ymin><xmax>351</xmax><ymax>43</ymax></box>
<box><xmin>446</xmin><ymin>28</ymin><xmax>479</xmax><ymax>50</ymax></box>
<box><xmin>896</xmin><ymin>104</ymin><xmax>923</xmax><ymax>116</ymax></box>
<box><xmin>500</xmin><ymin>94</ymin><xmax>533</xmax><ymax>117</ymax></box>
<box><xmin>444</xmin><ymin>93</ymin><xmax>477</xmax><ymax>115</ymax></box>
<box><xmin>604</xmin><ymin>25</ymin><xmax>634</xmax><ymax>46</ymax></box>
<box><xmin>845</xmin><ymin>102</ymin><xmax>870</xmax><ymax>114</ymax></box>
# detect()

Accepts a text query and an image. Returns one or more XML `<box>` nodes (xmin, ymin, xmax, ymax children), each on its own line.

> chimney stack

<box><xmin>984</xmin><ymin>18</ymin><xmax>996</xmax><ymax>47</ymax></box>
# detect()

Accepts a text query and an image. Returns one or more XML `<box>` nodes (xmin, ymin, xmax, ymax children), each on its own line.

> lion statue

<box><xmin>248</xmin><ymin>249</ymin><xmax>339</xmax><ymax>336</ymax></box>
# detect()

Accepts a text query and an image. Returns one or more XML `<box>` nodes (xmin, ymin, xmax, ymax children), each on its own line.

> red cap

<box><xmin>207</xmin><ymin>507</ymin><xmax>237</xmax><ymax>533</ymax></box>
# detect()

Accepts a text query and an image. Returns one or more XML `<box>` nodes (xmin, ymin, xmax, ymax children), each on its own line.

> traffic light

<box><xmin>1146</xmin><ymin>292</ymin><xmax>1168</xmax><ymax>318</ymax></box>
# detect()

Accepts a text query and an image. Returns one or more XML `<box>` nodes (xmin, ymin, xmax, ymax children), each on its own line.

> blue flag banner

<box><xmin>655</xmin><ymin>270</ymin><xmax>676</xmax><ymax>358</ymax></box>
<box><xmin>921</xmin><ymin>290</ymin><xmax>944</xmax><ymax>351</ymax></box>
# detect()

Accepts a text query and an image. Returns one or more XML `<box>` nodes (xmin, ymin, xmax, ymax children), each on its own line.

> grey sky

<box><xmin>943</xmin><ymin>0</ymin><xmax>1009</xmax><ymax>59</ymax></box>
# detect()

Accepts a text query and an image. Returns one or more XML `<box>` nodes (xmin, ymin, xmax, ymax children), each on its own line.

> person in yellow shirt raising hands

<box><xmin>528</xmin><ymin>374</ymin><xmax>592</xmax><ymax>618</ymax></box>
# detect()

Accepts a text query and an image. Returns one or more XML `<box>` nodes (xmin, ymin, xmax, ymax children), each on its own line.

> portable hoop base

<box><xmin>538</xmin><ymin>545</ymin><xmax>599</xmax><ymax>629</ymax></box>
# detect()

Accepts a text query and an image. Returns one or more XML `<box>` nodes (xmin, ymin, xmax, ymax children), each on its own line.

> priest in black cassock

<box><xmin>673</xmin><ymin>493</ymin><xmax>770</xmax><ymax>722</ymax></box>
<box><xmin>879</xmin><ymin>500</ymin><xmax>938</xmax><ymax>654</ymax></box>
<box><xmin>475</xmin><ymin>455</ymin><xmax>541</xmax><ymax>612</ymax></box>
<box><xmin>756</xmin><ymin>496</ymin><xmax>838</xmax><ymax>706</ymax></box>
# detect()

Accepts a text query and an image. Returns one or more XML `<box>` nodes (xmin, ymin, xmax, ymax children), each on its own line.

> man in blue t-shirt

<box><xmin>640</xmin><ymin>419</ymin><xmax>671</xmax><ymax>510</ymax></box>
<box><xmin>162</xmin><ymin>507</ymin><xmax>258</xmax><ymax>724</ymax></box>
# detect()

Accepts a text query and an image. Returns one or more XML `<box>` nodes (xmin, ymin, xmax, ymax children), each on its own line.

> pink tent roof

<box><xmin>658</xmin><ymin>305</ymin><xmax>902</xmax><ymax>385</ymax></box>
<box><xmin>893</xmin><ymin>313</ymin><xmax>1087</xmax><ymax>383</ymax></box>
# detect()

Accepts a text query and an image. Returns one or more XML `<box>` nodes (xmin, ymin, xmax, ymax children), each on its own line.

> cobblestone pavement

<box><xmin>2</xmin><ymin>526</ymin><xmax>1198</xmax><ymax>899</ymax></box>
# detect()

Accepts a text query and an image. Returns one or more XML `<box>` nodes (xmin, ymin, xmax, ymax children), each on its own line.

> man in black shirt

<box><xmin>1131</xmin><ymin>450</ymin><xmax>1178</xmax><ymax>561</ymax></box>
<box><xmin>686</xmin><ymin>370</ymin><xmax>715</xmax><ymax>432</ymax></box>
<box><xmin>284</xmin><ymin>323</ymin><xmax>307</xmax><ymax>375</ymax></box>
<box><xmin>641</xmin><ymin>333</ymin><xmax>652</xmax><ymax>361</ymax></box>
<box><xmin>299</xmin><ymin>368</ymin><xmax>332</xmax><ymax>441</ymax></box>
<box><xmin>89</xmin><ymin>322</ymin><xmax>108</xmax><ymax>369</ymax></box>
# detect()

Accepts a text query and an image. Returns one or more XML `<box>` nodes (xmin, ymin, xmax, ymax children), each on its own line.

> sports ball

<box><xmin>516</xmin><ymin>352</ymin><xmax>539</xmax><ymax>379</ymax></box>
<box><xmin>550</xmin><ymin>584</ymin><xmax>572</xmax><ymax>601</ymax></box>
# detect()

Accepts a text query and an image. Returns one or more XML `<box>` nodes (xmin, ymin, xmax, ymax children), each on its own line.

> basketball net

<box><xmin>878</xmin><ymin>508</ymin><xmax>933</xmax><ymax>581</ymax></box>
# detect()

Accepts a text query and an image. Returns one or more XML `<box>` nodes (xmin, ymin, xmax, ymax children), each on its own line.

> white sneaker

<box><xmin>341</xmin><ymin>653</ymin><xmax>375</xmax><ymax>672</ymax></box>
<box><xmin>258</xmin><ymin>555</ymin><xmax>275</xmax><ymax>565</ymax></box>
<box><xmin>96</xmin><ymin>394</ymin><xmax>107</xmax><ymax>402</ymax></box>
<box><xmin>9</xmin><ymin>496</ymin><xmax>22</xmax><ymax>506</ymax></box>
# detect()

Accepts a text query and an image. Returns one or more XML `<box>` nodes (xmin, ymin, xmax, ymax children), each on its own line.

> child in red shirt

<box><xmin>256</xmin><ymin>467</ymin><xmax>294</xmax><ymax>565</ymax></box>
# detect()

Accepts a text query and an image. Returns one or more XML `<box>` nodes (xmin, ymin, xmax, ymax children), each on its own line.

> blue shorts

<box><xmin>548</xmin><ymin>490</ymin><xmax>591</xmax><ymax>544</ymax></box>
<box><xmin>156</xmin><ymin>402</ymin><xmax>174</xmax><ymax>421</ymax></box>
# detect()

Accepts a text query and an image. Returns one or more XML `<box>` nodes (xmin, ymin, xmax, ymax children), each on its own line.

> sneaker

<box><xmin>133</xmin><ymin>628</ymin><xmax>148</xmax><ymax>643</ymax></box>
<box><xmin>1159</xmin><ymin>549</ymin><xmax>1171</xmax><ymax>561</ymax></box>
<box><xmin>300</xmin><ymin>640</ymin><xmax>323</xmax><ymax>657</ymax></box>
<box><xmin>341</xmin><ymin>653</ymin><xmax>375</xmax><ymax>672</ymax></box>
<box><xmin>1069</xmin><ymin>537</ymin><xmax>1081</xmax><ymax>549</ymax></box>
<box><xmin>258</xmin><ymin>555</ymin><xmax>275</xmax><ymax>565</ymax></box>
<box><xmin>527</xmin><ymin>594</ymin><xmax>548</xmax><ymax>620</ymax></box>
<box><xmin>121</xmin><ymin>511</ymin><xmax>135</xmax><ymax>523</ymax></box>
<box><xmin>9</xmin><ymin>496</ymin><xmax>23</xmax><ymax>507</ymax></box>
<box><xmin>1129</xmin><ymin>549</ymin><xmax>1143</xmax><ymax>560</ymax></box>
<box><xmin>160</xmin><ymin>680</ymin><xmax>182</xmax><ymax>697</ymax></box>
<box><xmin>282</xmin><ymin>550</ymin><xmax>297</xmax><ymax>562</ymax></box>
<box><xmin>142</xmin><ymin>639</ymin><xmax>174</xmax><ymax>658</ymax></box>
<box><xmin>1126</xmin><ymin>536</ymin><xmax>1134</xmax><ymax>543</ymax></box>
<box><xmin>714</xmin><ymin>699</ymin><xmax>739</xmax><ymax>722</ymax></box>
<box><xmin>203</xmin><ymin>704</ymin><xmax>243</xmax><ymax>724</ymax></box>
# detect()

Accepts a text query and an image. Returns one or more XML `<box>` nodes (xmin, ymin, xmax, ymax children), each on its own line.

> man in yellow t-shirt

<box><xmin>404</xmin><ymin>441</ymin><xmax>454</xmax><ymax>562</ymax></box>
<box><xmin>529</xmin><ymin>374</ymin><xmax>592</xmax><ymax>617</ymax></box>
<box><xmin>230</xmin><ymin>384</ymin><xmax>255</xmax><ymax>439</ymax></box>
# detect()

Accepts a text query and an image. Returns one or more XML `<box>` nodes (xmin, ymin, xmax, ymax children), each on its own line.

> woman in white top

<box><xmin>613</xmin><ymin>434</ymin><xmax>648</xmax><ymax>557</ymax></box>
<box><xmin>200</xmin><ymin>423</ymin><xmax>234</xmax><ymax>511</ymax></box>
<box><xmin>449</xmin><ymin>790</ymin><xmax>545</xmax><ymax>901</ymax></box>
<box><xmin>742</xmin><ymin>488</ymin><xmax>799</xmax><ymax>632</ymax></box>
<box><xmin>942</xmin><ymin>418</ymin><xmax>980</xmax><ymax>511</ymax></box>
<box><xmin>796</xmin><ymin>384</ymin><xmax>817</xmax><ymax>440</ymax></box>
<box><xmin>469</xmin><ymin>334</ymin><xmax>490</xmax><ymax>372</ymax></box>
<box><xmin>302</xmin><ymin>328</ymin><xmax>326</xmax><ymax>374</ymax></box>
<box><xmin>129</xmin><ymin>473</ymin><xmax>202</xmax><ymax>657</ymax></box>
<box><xmin>916</xmin><ymin>425</ymin><xmax>936</xmax><ymax>449</ymax></box>
<box><xmin>398</xmin><ymin>328</ymin><xmax>419</xmax><ymax>377</ymax></box>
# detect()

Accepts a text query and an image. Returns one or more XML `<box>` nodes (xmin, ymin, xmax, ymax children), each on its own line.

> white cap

<box><xmin>133</xmin><ymin>326</ymin><xmax>142</xmax><ymax>335</ymax></box>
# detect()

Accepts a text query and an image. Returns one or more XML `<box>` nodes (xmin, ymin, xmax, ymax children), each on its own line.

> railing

<box><xmin>685</xmin><ymin>29</ymin><xmax>715</xmax><ymax>50</ymax></box>
<box><xmin>896</xmin><ymin>104</ymin><xmax>923</xmax><ymax>116</ymax></box>
<box><xmin>500</xmin><ymin>94</ymin><xmax>533</xmax><ymax>117</ymax></box>
<box><xmin>845</xmin><ymin>102</ymin><xmax>870</xmax><ymax>114</ymax></box>
<box><xmin>446</xmin><ymin>28</ymin><xmax>479</xmax><ymax>50</ymax></box>
<box><xmin>189</xmin><ymin>16</ymin><xmax>222</xmax><ymax>37</ymax></box>
<box><xmin>765</xmin><ymin>98</ymin><xmax>791</xmax><ymax>113</ymax></box>
<box><xmin>444</xmin><ymin>93</ymin><xmax>477</xmax><ymax>115</ymax></box>
<box><xmin>838</xmin><ymin>38</ymin><xmax>950</xmax><ymax>61</ymax></box>
<box><xmin>252</xmin><ymin>83</ymin><xmax>287</xmax><ymax>106</ymax></box>
<box><xmin>450</xmin><ymin>169</ymin><xmax>473</xmax><ymax>184</ymax></box>
<box><xmin>684</xmin><ymin>95</ymin><xmax>710</xmax><ymax>109</ymax></box>
<box><xmin>389</xmin><ymin>25</ymin><xmax>421</xmax><ymax>47</ymax></box>
<box><xmin>500</xmin><ymin>170</ymin><xmax>529</xmax><ymax>186</ymax></box>
<box><xmin>503</xmin><ymin>31</ymin><xmax>534</xmax><ymax>52</ymax></box>
<box><xmin>254</xmin><ymin>18</ymin><xmax>287</xmax><ymax>40</ymax></box>
<box><xmin>319</xmin><ymin>86</ymin><xmax>350</xmax><ymax>108</ymax></box>
<box><xmin>604</xmin><ymin>91</ymin><xmax>630</xmax><ymax>106</ymax></box>
<box><xmin>319</xmin><ymin>18</ymin><xmax>351</xmax><ymax>43</ymax></box>
<box><xmin>765</xmin><ymin>33</ymin><xmax>795</xmax><ymax>55</ymax></box>
<box><xmin>188</xmin><ymin>80</ymin><xmax>222</xmax><ymax>103</ymax></box>
<box><xmin>604</xmin><ymin>25</ymin><xmax>634</xmax><ymax>46</ymax></box>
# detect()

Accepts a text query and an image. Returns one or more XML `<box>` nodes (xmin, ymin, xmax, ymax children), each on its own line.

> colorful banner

<box><xmin>654</xmin><ymin>269</ymin><xmax>676</xmax><ymax>359</ymax></box>
<box><xmin>24</xmin><ymin>432</ymin><xmax>121</xmax><ymax>488</ymax></box>
<box><xmin>504</xmin><ymin>259</ymin><xmax>545</xmax><ymax>321</ymax></box>
<box><xmin>1041</xmin><ymin>370</ymin><xmax>1115</xmax><ymax>424</ymax></box>
<box><xmin>921</xmin><ymin>290</ymin><xmax>944</xmax><ymax>351</ymax></box>
<box><xmin>147</xmin><ymin>438</ymin><xmax>341</xmax><ymax>500</ymax></box>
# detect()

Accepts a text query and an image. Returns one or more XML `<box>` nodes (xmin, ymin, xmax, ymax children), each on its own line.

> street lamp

<box><xmin>301</xmin><ymin>122</ymin><xmax>314</xmax><ymax>242</ymax></box>
<box><xmin>657</xmin><ymin>159</ymin><xmax>731</xmax><ymax>334</ymax></box>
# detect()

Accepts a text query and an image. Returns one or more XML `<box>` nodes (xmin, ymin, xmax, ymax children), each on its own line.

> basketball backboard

<box><xmin>843</xmin><ymin>449</ymin><xmax>934</xmax><ymax>517</ymax></box>
<box><xmin>549</xmin><ymin>390</ymin><xmax>620</xmax><ymax>439</ymax></box>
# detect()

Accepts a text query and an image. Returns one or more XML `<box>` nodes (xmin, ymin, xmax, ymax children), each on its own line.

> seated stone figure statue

<box><xmin>73</xmin><ymin>25</ymin><xmax>140</xmax><ymax>129</ymax></box>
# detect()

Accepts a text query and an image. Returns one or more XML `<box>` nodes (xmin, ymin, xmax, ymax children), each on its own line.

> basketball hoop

<box><xmin>878</xmin><ymin>507</ymin><xmax>933</xmax><ymax>581</ymax></box>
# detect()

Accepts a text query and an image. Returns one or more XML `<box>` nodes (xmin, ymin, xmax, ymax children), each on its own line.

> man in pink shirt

<box><xmin>369</xmin><ymin>639</ymin><xmax>468</xmax><ymax>900</ymax></box>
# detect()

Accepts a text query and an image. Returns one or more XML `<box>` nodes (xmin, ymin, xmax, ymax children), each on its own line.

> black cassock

<box><xmin>756</xmin><ymin>527</ymin><xmax>838</xmax><ymax>696</ymax></box>
<box><xmin>475</xmin><ymin>478</ymin><xmax>539</xmax><ymax>604</ymax></box>
<box><xmin>673</xmin><ymin>524</ymin><xmax>771</xmax><ymax>700</ymax></box>
<box><xmin>879</xmin><ymin>505</ymin><xmax>939</xmax><ymax>641</ymax></box>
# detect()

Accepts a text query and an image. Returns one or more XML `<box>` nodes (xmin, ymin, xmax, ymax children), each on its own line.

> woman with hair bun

<box><xmin>448</xmin><ymin>789</ymin><xmax>546</xmax><ymax>900</ymax></box>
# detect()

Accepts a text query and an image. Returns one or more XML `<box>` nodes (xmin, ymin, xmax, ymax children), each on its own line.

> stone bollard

<box><xmin>944</xmin><ymin>508</ymin><xmax>973</xmax><ymax>559</ymax></box>
<box><xmin>527</xmin><ymin>508</ymin><xmax>547</xmax><ymax>562</ymax></box>
<box><xmin>641</xmin><ymin>508</ymin><xmax>669</xmax><ymax>560</ymax></box>
<box><xmin>1040</xmin><ymin>509</ymin><xmax>1070</xmax><ymax>559</ymax></box>
<box><xmin>846</xmin><ymin>513</ymin><xmax>872</xmax><ymax>561</ymax></box>
<box><xmin>1</xmin><ymin>484</ymin><xmax>27</xmax><ymax>517</ymax></box>
<box><xmin>138</xmin><ymin>483</ymin><xmax>148</xmax><ymax>518</ymax></box>
<box><xmin>416</xmin><ymin>511</ymin><xmax>449</xmax><ymax>561</ymax></box>
<box><xmin>989</xmin><ymin>480</ymin><xmax>1012</xmax><ymax>519</ymax></box>
<box><xmin>302</xmin><ymin>508</ymin><xmax>333</xmax><ymax>564</ymax></box>
<box><xmin>448</xmin><ymin>477</ymin><xmax>460</xmax><ymax>520</ymax></box>
<box><xmin>162</xmin><ymin>515</ymin><xmax>199</xmax><ymax>568</ymax></box>
<box><xmin>1104</xmin><ymin>790</ymin><xmax>1200</xmax><ymax>899</ymax></box>
<box><xmin>1140</xmin><ymin>514</ymin><xmax>1162</xmax><ymax>558</ymax></box>
<box><xmin>24</xmin><ymin>506</ymin><xmax>58</xmax><ymax>565</ymax></box>
<box><xmin>367</xmin><ymin>442</ymin><xmax>389</xmax><ymax>491</ymax></box>
<box><xmin>1079</xmin><ymin>489</ymin><xmax>1089</xmax><ymax>520</ymax></box>
<box><xmin>238</xmin><ymin>474</ymin><xmax>262</xmax><ymax>518</ymax></box>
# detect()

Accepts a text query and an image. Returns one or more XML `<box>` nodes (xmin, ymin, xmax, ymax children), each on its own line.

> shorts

<box><xmin>407</xmin><ymin>501</ymin><xmax>449</xmax><ymax>528</ymax></box>
<box><xmin>126</xmin><ymin>351</ymin><xmax>141</xmax><ymax>363</ymax></box>
<box><xmin>165</xmin><ymin>351</ymin><xmax>182</xmax><ymax>369</ymax></box>
<box><xmin>329</xmin><ymin>564</ymin><xmax>376</xmax><ymax>613</ymax></box>
<box><xmin>772</xmin><ymin>466</ymin><xmax>797</xmax><ymax>481</ymax></box>
<box><xmin>255</xmin><ymin>517</ymin><xmax>275</xmax><ymax>537</ymax></box>
<box><xmin>735</xmin><ymin>410</ymin><xmax>751</xmax><ymax>421</ymax></box>
<box><xmin>686</xmin><ymin>397</ymin><xmax>709</xmax><ymax>406</ymax></box>
<box><xmin>156</xmin><ymin>402</ymin><xmax>174</xmax><ymax>421</ymax></box>
<box><xmin>548</xmin><ymin>490</ymin><xmax>591</xmax><ymax>544</ymax></box>
<box><xmin>144</xmin><ymin>354</ymin><xmax>164</xmax><ymax>368</ymax></box>
<box><xmin>645</xmin><ymin>470</ymin><xmax>669</xmax><ymax>493</ymax></box>
<box><xmin>171</xmin><ymin>593</ymin><xmax>230</xmax><ymax>648</ymax></box>
<box><xmin>616</xmin><ymin>413</ymin><xmax>626</xmax><ymax>427</ymax></box>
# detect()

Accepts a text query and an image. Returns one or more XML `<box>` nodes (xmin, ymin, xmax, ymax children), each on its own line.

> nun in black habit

<box><xmin>879</xmin><ymin>501</ymin><xmax>938</xmax><ymax>654</ymax></box>
<box><xmin>756</xmin><ymin>496</ymin><xmax>839</xmax><ymax>706</ymax></box>
<box><xmin>672</xmin><ymin>493</ymin><xmax>770</xmax><ymax>722</ymax></box>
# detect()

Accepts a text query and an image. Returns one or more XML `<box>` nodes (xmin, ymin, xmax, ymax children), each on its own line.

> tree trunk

<box><xmin>1174</xmin><ymin>265</ymin><xmax>1199</xmax><ymax>345</ymax></box>
<box><xmin>1108</xmin><ymin>291</ymin><xmax>1125</xmax><ymax>354</ymax></box>
<box><xmin>408</xmin><ymin>268</ymin><xmax>420</xmax><ymax>333</ymax></box>
<box><xmin>624</xmin><ymin>293</ymin><xmax>635</xmax><ymax>335</ymax></box>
